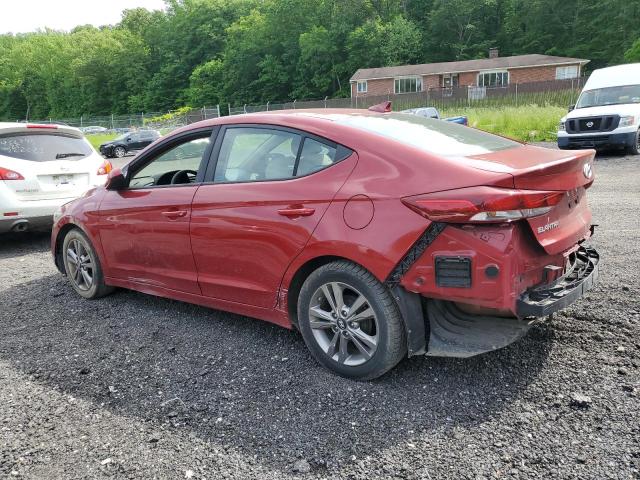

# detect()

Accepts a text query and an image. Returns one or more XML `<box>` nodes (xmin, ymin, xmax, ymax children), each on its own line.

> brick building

<box><xmin>350</xmin><ymin>50</ymin><xmax>589</xmax><ymax>98</ymax></box>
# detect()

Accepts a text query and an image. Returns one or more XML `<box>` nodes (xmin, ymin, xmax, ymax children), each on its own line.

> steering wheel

<box><xmin>171</xmin><ymin>169</ymin><xmax>198</xmax><ymax>185</ymax></box>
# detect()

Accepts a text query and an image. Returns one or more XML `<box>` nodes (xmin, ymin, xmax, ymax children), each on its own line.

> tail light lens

<box><xmin>97</xmin><ymin>160</ymin><xmax>113</xmax><ymax>176</ymax></box>
<box><xmin>402</xmin><ymin>186</ymin><xmax>564</xmax><ymax>223</ymax></box>
<box><xmin>0</xmin><ymin>167</ymin><xmax>25</xmax><ymax>180</ymax></box>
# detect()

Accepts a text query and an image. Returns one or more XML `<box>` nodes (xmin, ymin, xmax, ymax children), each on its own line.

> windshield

<box><xmin>0</xmin><ymin>133</ymin><xmax>93</xmax><ymax>162</ymax></box>
<box><xmin>576</xmin><ymin>84</ymin><xmax>640</xmax><ymax>109</ymax></box>
<box><xmin>114</xmin><ymin>133</ymin><xmax>130</xmax><ymax>141</ymax></box>
<box><xmin>329</xmin><ymin>113</ymin><xmax>519</xmax><ymax>156</ymax></box>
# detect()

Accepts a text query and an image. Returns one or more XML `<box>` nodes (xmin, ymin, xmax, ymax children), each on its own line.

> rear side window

<box><xmin>0</xmin><ymin>133</ymin><xmax>93</xmax><ymax>162</ymax></box>
<box><xmin>296</xmin><ymin>138</ymin><xmax>337</xmax><ymax>176</ymax></box>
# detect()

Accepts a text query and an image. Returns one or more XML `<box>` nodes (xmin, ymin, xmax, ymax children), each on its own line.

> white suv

<box><xmin>0</xmin><ymin>123</ymin><xmax>111</xmax><ymax>233</ymax></box>
<box><xmin>558</xmin><ymin>63</ymin><xmax>640</xmax><ymax>155</ymax></box>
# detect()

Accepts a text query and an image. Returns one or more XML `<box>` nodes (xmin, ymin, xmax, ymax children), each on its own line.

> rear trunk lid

<box><xmin>466</xmin><ymin>144</ymin><xmax>595</xmax><ymax>255</ymax></box>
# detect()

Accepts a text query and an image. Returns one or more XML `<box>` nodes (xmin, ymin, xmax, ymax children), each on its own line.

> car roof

<box><xmin>584</xmin><ymin>63</ymin><xmax>640</xmax><ymax>90</ymax></box>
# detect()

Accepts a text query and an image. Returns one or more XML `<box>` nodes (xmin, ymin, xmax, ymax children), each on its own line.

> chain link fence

<box><xmin>228</xmin><ymin>77</ymin><xmax>587</xmax><ymax>115</ymax></box>
<box><xmin>31</xmin><ymin>106</ymin><xmax>221</xmax><ymax>133</ymax></box>
<box><xmin>29</xmin><ymin>77</ymin><xmax>586</xmax><ymax>132</ymax></box>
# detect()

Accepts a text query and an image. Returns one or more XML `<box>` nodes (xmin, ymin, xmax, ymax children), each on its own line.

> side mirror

<box><xmin>105</xmin><ymin>168</ymin><xmax>127</xmax><ymax>191</ymax></box>
<box><xmin>126</xmin><ymin>137</ymin><xmax>132</xmax><ymax>142</ymax></box>
<box><xmin>568</xmin><ymin>104</ymin><xmax>575</xmax><ymax>112</ymax></box>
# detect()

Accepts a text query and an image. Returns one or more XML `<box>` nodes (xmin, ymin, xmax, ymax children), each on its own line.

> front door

<box><xmin>98</xmin><ymin>130</ymin><xmax>214</xmax><ymax>294</ymax></box>
<box><xmin>191</xmin><ymin>125</ymin><xmax>356</xmax><ymax>308</ymax></box>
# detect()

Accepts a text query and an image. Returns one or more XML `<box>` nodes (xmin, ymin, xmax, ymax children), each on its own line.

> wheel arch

<box><xmin>285</xmin><ymin>255</ymin><xmax>350</xmax><ymax>328</ymax></box>
<box><xmin>53</xmin><ymin>222</ymin><xmax>92</xmax><ymax>275</ymax></box>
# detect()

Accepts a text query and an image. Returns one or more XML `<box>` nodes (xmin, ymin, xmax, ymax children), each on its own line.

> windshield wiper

<box><xmin>55</xmin><ymin>153</ymin><xmax>86</xmax><ymax>159</ymax></box>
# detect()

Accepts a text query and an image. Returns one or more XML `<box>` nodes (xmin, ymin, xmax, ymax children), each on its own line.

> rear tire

<box><xmin>62</xmin><ymin>229</ymin><xmax>114</xmax><ymax>299</ymax></box>
<box><xmin>297</xmin><ymin>261</ymin><xmax>407</xmax><ymax>380</ymax></box>
<box><xmin>114</xmin><ymin>146</ymin><xmax>127</xmax><ymax>158</ymax></box>
<box><xmin>628</xmin><ymin>129</ymin><xmax>640</xmax><ymax>155</ymax></box>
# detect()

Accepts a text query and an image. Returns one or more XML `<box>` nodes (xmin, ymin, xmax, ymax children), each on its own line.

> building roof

<box><xmin>350</xmin><ymin>54</ymin><xmax>590</xmax><ymax>82</ymax></box>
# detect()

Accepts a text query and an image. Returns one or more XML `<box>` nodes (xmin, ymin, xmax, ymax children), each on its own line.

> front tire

<box><xmin>113</xmin><ymin>146</ymin><xmax>127</xmax><ymax>158</ymax></box>
<box><xmin>628</xmin><ymin>129</ymin><xmax>640</xmax><ymax>155</ymax></box>
<box><xmin>62</xmin><ymin>229</ymin><xmax>114</xmax><ymax>299</ymax></box>
<box><xmin>297</xmin><ymin>261</ymin><xmax>407</xmax><ymax>380</ymax></box>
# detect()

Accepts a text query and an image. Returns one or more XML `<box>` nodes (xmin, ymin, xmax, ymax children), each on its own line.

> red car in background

<box><xmin>51</xmin><ymin>108</ymin><xmax>599</xmax><ymax>379</ymax></box>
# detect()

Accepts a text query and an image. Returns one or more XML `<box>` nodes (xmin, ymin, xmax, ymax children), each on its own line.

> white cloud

<box><xmin>0</xmin><ymin>0</ymin><xmax>167</xmax><ymax>34</ymax></box>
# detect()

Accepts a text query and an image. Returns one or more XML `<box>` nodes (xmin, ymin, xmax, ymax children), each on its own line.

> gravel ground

<box><xmin>1</xmin><ymin>145</ymin><xmax>638</xmax><ymax>480</ymax></box>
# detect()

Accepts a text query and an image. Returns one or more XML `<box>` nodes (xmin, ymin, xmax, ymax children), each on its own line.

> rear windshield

<box><xmin>576</xmin><ymin>84</ymin><xmax>640</xmax><ymax>108</ymax></box>
<box><xmin>0</xmin><ymin>133</ymin><xmax>93</xmax><ymax>162</ymax></box>
<box><xmin>331</xmin><ymin>113</ymin><xmax>519</xmax><ymax>156</ymax></box>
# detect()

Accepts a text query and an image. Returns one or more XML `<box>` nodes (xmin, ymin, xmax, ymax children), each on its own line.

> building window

<box><xmin>356</xmin><ymin>81</ymin><xmax>367</xmax><ymax>94</ymax></box>
<box><xmin>478</xmin><ymin>71</ymin><xmax>509</xmax><ymax>87</ymax></box>
<box><xmin>394</xmin><ymin>76</ymin><xmax>423</xmax><ymax>94</ymax></box>
<box><xmin>556</xmin><ymin>65</ymin><xmax>579</xmax><ymax>80</ymax></box>
<box><xmin>441</xmin><ymin>73</ymin><xmax>459</xmax><ymax>88</ymax></box>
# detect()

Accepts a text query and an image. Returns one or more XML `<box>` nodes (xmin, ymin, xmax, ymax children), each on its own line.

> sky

<box><xmin>0</xmin><ymin>0</ymin><xmax>167</xmax><ymax>34</ymax></box>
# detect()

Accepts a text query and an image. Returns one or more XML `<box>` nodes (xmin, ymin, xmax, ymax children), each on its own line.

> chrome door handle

<box><xmin>277</xmin><ymin>207</ymin><xmax>315</xmax><ymax>218</ymax></box>
<box><xmin>161</xmin><ymin>210</ymin><xmax>188</xmax><ymax>219</ymax></box>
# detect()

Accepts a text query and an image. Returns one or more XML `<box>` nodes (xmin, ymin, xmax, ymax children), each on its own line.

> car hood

<box><xmin>563</xmin><ymin>103</ymin><xmax>640</xmax><ymax>121</ymax></box>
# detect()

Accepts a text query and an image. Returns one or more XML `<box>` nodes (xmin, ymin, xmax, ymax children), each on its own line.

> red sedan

<box><xmin>51</xmin><ymin>108</ymin><xmax>599</xmax><ymax>379</ymax></box>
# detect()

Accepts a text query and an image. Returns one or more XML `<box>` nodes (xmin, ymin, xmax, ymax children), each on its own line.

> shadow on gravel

<box><xmin>0</xmin><ymin>273</ymin><xmax>554</xmax><ymax>470</ymax></box>
<box><xmin>0</xmin><ymin>232</ymin><xmax>50</xmax><ymax>259</ymax></box>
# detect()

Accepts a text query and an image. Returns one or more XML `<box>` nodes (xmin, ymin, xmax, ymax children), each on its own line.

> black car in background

<box><xmin>99</xmin><ymin>130</ymin><xmax>161</xmax><ymax>158</ymax></box>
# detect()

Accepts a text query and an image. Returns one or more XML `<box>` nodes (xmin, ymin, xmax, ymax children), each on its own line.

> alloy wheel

<box><xmin>66</xmin><ymin>238</ymin><xmax>94</xmax><ymax>291</ymax></box>
<box><xmin>114</xmin><ymin>147</ymin><xmax>126</xmax><ymax>158</ymax></box>
<box><xmin>308</xmin><ymin>282</ymin><xmax>379</xmax><ymax>366</ymax></box>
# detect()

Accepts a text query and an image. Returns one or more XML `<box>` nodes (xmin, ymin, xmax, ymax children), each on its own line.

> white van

<box><xmin>558</xmin><ymin>63</ymin><xmax>640</xmax><ymax>154</ymax></box>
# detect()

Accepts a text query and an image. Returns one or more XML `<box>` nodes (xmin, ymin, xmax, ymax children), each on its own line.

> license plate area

<box><xmin>37</xmin><ymin>173</ymin><xmax>90</xmax><ymax>191</ymax></box>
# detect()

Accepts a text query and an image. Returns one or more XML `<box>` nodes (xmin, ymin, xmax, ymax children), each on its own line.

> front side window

<box><xmin>214</xmin><ymin>128</ymin><xmax>302</xmax><ymax>182</ymax></box>
<box><xmin>0</xmin><ymin>133</ymin><xmax>93</xmax><ymax>162</ymax></box>
<box><xmin>478</xmin><ymin>71</ymin><xmax>509</xmax><ymax>87</ymax></box>
<box><xmin>129</xmin><ymin>134</ymin><xmax>211</xmax><ymax>188</ymax></box>
<box><xmin>357</xmin><ymin>81</ymin><xmax>367</xmax><ymax>93</ymax></box>
<box><xmin>556</xmin><ymin>65</ymin><xmax>579</xmax><ymax>80</ymax></box>
<box><xmin>394</xmin><ymin>76</ymin><xmax>423</xmax><ymax>94</ymax></box>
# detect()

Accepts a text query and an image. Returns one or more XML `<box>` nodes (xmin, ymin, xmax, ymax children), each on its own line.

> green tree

<box><xmin>624</xmin><ymin>39</ymin><xmax>640</xmax><ymax>63</ymax></box>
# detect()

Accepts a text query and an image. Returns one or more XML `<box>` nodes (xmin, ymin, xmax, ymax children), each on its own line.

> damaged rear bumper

<box><xmin>516</xmin><ymin>246</ymin><xmax>599</xmax><ymax>318</ymax></box>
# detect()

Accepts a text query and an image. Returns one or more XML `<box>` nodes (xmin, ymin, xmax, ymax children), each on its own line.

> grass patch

<box><xmin>85</xmin><ymin>133</ymin><xmax>117</xmax><ymax>150</ymax></box>
<box><xmin>442</xmin><ymin>105</ymin><xmax>566</xmax><ymax>142</ymax></box>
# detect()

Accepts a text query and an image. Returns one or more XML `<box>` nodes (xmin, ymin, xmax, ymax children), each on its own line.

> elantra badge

<box><xmin>583</xmin><ymin>163</ymin><xmax>593</xmax><ymax>179</ymax></box>
<box><xmin>538</xmin><ymin>221</ymin><xmax>559</xmax><ymax>234</ymax></box>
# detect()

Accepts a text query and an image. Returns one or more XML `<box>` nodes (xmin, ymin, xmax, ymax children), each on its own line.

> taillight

<box><xmin>402</xmin><ymin>186</ymin><xmax>564</xmax><ymax>223</ymax></box>
<box><xmin>0</xmin><ymin>167</ymin><xmax>25</xmax><ymax>181</ymax></box>
<box><xmin>97</xmin><ymin>160</ymin><xmax>113</xmax><ymax>176</ymax></box>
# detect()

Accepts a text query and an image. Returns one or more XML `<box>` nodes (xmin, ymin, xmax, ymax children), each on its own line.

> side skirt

<box><xmin>104</xmin><ymin>276</ymin><xmax>292</xmax><ymax>329</ymax></box>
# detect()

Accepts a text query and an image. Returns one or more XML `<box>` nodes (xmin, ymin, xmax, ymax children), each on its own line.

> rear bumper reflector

<box><xmin>516</xmin><ymin>246</ymin><xmax>599</xmax><ymax>318</ymax></box>
<box><xmin>435</xmin><ymin>256</ymin><xmax>472</xmax><ymax>288</ymax></box>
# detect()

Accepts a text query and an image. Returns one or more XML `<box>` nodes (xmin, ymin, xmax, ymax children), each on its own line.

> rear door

<box><xmin>0</xmin><ymin>129</ymin><xmax>100</xmax><ymax>201</ymax></box>
<box><xmin>97</xmin><ymin>128</ymin><xmax>215</xmax><ymax>294</ymax></box>
<box><xmin>190</xmin><ymin>125</ymin><xmax>356</xmax><ymax>308</ymax></box>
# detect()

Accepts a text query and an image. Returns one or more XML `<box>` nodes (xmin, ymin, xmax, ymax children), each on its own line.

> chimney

<box><xmin>489</xmin><ymin>48</ymin><xmax>499</xmax><ymax>59</ymax></box>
